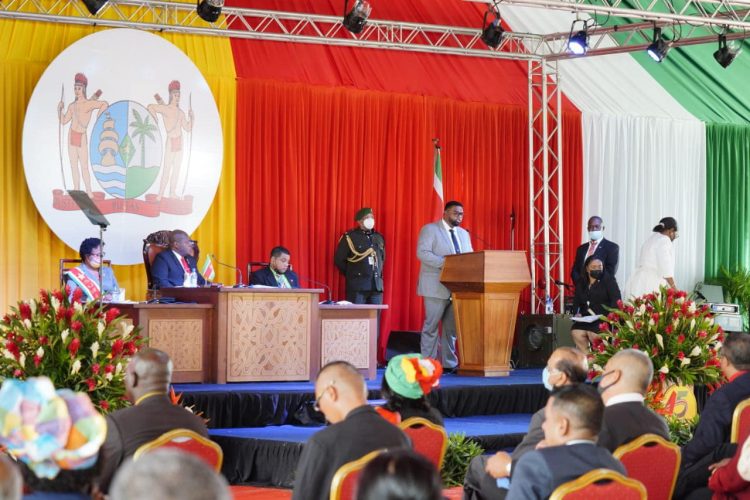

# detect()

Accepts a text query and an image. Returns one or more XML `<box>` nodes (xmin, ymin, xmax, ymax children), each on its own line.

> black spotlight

<box><xmin>714</xmin><ymin>34</ymin><xmax>738</xmax><ymax>68</ymax></box>
<box><xmin>481</xmin><ymin>8</ymin><xmax>505</xmax><ymax>49</ymax></box>
<box><xmin>567</xmin><ymin>20</ymin><xmax>589</xmax><ymax>55</ymax></box>
<box><xmin>197</xmin><ymin>0</ymin><xmax>224</xmax><ymax>23</ymax></box>
<box><xmin>82</xmin><ymin>0</ymin><xmax>107</xmax><ymax>15</ymax></box>
<box><xmin>343</xmin><ymin>0</ymin><xmax>371</xmax><ymax>34</ymax></box>
<box><xmin>647</xmin><ymin>27</ymin><xmax>671</xmax><ymax>62</ymax></box>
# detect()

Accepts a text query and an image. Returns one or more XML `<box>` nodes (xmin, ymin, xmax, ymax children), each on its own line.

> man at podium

<box><xmin>416</xmin><ymin>201</ymin><xmax>473</xmax><ymax>372</ymax></box>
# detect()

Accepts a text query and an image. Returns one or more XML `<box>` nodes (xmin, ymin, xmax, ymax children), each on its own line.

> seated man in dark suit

<box><xmin>570</xmin><ymin>216</ymin><xmax>619</xmax><ymax>284</ymax></box>
<box><xmin>292</xmin><ymin>361</ymin><xmax>410</xmax><ymax>500</ymax></box>
<box><xmin>151</xmin><ymin>229</ymin><xmax>205</xmax><ymax>288</ymax></box>
<box><xmin>597</xmin><ymin>348</ymin><xmax>670</xmax><ymax>451</ymax></box>
<box><xmin>97</xmin><ymin>348</ymin><xmax>209</xmax><ymax>492</ymax></box>
<box><xmin>674</xmin><ymin>332</ymin><xmax>750</xmax><ymax>498</ymax></box>
<box><xmin>507</xmin><ymin>384</ymin><xmax>625</xmax><ymax>500</ymax></box>
<box><xmin>463</xmin><ymin>347</ymin><xmax>588</xmax><ymax>500</ymax></box>
<box><xmin>250</xmin><ymin>246</ymin><xmax>300</xmax><ymax>288</ymax></box>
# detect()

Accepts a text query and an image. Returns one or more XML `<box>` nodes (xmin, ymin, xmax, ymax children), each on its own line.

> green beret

<box><xmin>354</xmin><ymin>207</ymin><xmax>373</xmax><ymax>221</ymax></box>
<box><xmin>384</xmin><ymin>354</ymin><xmax>442</xmax><ymax>399</ymax></box>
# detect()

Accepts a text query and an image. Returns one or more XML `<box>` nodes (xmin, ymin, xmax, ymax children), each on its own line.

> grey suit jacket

<box><xmin>417</xmin><ymin>221</ymin><xmax>473</xmax><ymax>299</ymax></box>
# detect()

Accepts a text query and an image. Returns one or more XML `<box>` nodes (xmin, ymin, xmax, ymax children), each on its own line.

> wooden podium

<box><xmin>441</xmin><ymin>251</ymin><xmax>531</xmax><ymax>376</ymax></box>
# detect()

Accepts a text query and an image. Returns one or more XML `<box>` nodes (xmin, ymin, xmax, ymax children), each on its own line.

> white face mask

<box><xmin>363</xmin><ymin>218</ymin><xmax>375</xmax><ymax>230</ymax></box>
<box><xmin>588</xmin><ymin>230</ymin><xmax>603</xmax><ymax>241</ymax></box>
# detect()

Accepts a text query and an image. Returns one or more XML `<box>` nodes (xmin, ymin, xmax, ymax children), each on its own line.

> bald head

<box><xmin>126</xmin><ymin>348</ymin><xmax>173</xmax><ymax>401</ymax></box>
<box><xmin>0</xmin><ymin>454</ymin><xmax>21</xmax><ymax>500</ymax></box>
<box><xmin>547</xmin><ymin>347</ymin><xmax>588</xmax><ymax>388</ymax></box>
<box><xmin>314</xmin><ymin>361</ymin><xmax>367</xmax><ymax>423</ymax></box>
<box><xmin>601</xmin><ymin>349</ymin><xmax>653</xmax><ymax>399</ymax></box>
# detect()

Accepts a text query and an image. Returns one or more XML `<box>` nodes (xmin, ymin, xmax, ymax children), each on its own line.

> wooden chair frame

<box><xmin>731</xmin><ymin>397</ymin><xmax>750</xmax><ymax>443</ymax></box>
<box><xmin>329</xmin><ymin>449</ymin><xmax>385</xmax><ymax>500</ymax></box>
<box><xmin>133</xmin><ymin>428</ymin><xmax>223</xmax><ymax>472</ymax></box>
<box><xmin>613</xmin><ymin>433</ymin><xmax>681</xmax><ymax>499</ymax></box>
<box><xmin>398</xmin><ymin>416</ymin><xmax>448</xmax><ymax>470</ymax></box>
<box><xmin>550</xmin><ymin>468</ymin><xmax>647</xmax><ymax>500</ymax></box>
<box><xmin>59</xmin><ymin>258</ymin><xmax>112</xmax><ymax>287</ymax></box>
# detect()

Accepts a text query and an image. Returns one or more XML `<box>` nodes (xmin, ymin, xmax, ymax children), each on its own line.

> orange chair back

<box><xmin>613</xmin><ymin>433</ymin><xmax>681</xmax><ymax>500</ymax></box>
<box><xmin>732</xmin><ymin>397</ymin><xmax>750</xmax><ymax>444</ymax></box>
<box><xmin>398</xmin><ymin>417</ymin><xmax>448</xmax><ymax>470</ymax></box>
<box><xmin>133</xmin><ymin>428</ymin><xmax>223</xmax><ymax>472</ymax></box>
<box><xmin>329</xmin><ymin>449</ymin><xmax>384</xmax><ymax>500</ymax></box>
<box><xmin>550</xmin><ymin>468</ymin><xmax>647</xmax><ymax>500</ymax></box>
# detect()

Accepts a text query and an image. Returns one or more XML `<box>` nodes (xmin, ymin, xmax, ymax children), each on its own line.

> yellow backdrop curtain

<box><xmin>0</xmin><ymin>20</ymin><xmax>237</xmax><ymax>312</ymax></box>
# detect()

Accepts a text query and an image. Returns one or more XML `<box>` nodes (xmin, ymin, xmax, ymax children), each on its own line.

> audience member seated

<box><xmin>97</xmin><ymin>348</ymin><xmax>209</xmax><ymax>492</ymax></box>
<box><xmin>376</xmin><ymin>354</ymin><xmax>443</xmax><ymax>426</ymax></box>
<box><xmin>506</xmin><ymin>384</ymin><xmax>625</xmax><ymax>500</ymax></box>
<box><xmin>597</xmin><ymin>348</ymin><xmax>670</xmax><ymax>451</ymax></box>
<box><xmin>356</xmin><ymin>449</ymin><xmax>442</xmax><ymax>500</ymax></box>
<box><xmin>292</xmin><ymin>361</ymin><xmax>410</xmax><ymax>500</ymax></box>
<box><xmin>0</xmin><ymin>377</ymin><xmax>107</xmax><ymax>499</ymax></box>
<box><xmin>66</xmin><ymin>237</ymin><xmax>119</xmax><ymax>302</ymax></box>
<box><xmin>682</xmin><ymin>433</ymin><xmax>750</xmax><ymax>500</ymax></box>
<box><xmin>0</xmin><ymin>453</ymin><xmax>22</xmax><ymax>500</ymax></box>
<box><xmin>109</xmin><ymin>449</ymin><xmax>230</xmax><ymax>500</ymax></box>
<box><xmin>150</xmin><ymin>229</ymin><xmax>205</xmax><ymax>288</ymax></box>
<box><xmin>463</xmin><ymin>347</ymin><xmax>588</xmax><ymax>500</ymax></box>
<box><xmin>675</xmin><ymin>332</ymin><xmax>750</xmax><ymax>498</ymax></box>
<box><xmin>250</xmin><ymin>246</ymin><xmax>300</xmax><ymax>288</ymax></box>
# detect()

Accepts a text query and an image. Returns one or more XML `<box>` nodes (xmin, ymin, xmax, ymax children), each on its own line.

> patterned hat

<box><xmin>0</xmin><ymin>377</ymin><xmax>106</xmax><ymax>479</ymax></box>
<box><xmin>384</xmin><ymin>354</ymin><xmax>443</xmax><ymax>400</ymax></box>
<box><xmin>355</xmin><ymin>207</ymin><xmax>373</xmax><ymax>221</ymax></box>
<box><xmin>74</xmin><ymin>73</ymin><xmax>88</xmax><ymax>87</ymax></box>
<box><xmin>168</xmin><ymin>80</ymin><xmax>181</xmax><ymax>92</ymax></box>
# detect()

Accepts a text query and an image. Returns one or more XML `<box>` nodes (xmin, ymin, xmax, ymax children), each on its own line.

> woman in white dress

<box><xmin>624</xmin><ymin>217</ymin><xmax>679</xmax><ymax>299</ymax></box>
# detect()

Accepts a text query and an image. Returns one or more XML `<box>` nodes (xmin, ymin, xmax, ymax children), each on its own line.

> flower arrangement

<box><xmin>591</xmin><ymin>286</ymin><xmax>723</xmax><ymax>389</ymax></box>
<box><xmin>0</xmin><ymin>288</ymin><xmax>143</xmax><ymax>413</ymax></box>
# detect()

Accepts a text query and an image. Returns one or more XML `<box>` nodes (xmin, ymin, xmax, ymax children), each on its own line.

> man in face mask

<box><xmin>334</xmin><ymin>207</ymin><xmax>385</xmax><ymax>305</ymax></box>
<box><xmin>596</xmin><ymin>349</ymin><xmax>669</xmax><ymax>452</ymax></box>
<box><xmin>570</xmin><ymin>216</ymin><xmax>620</xmax><ymax>285</ymax></box>
<box><xmin>463</xmin><ymin>347</ymin><xmax>588</xmax><ymax>500</ymax></box>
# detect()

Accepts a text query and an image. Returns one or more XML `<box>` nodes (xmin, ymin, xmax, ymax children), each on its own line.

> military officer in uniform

<box><xmin>334</xmin><ymin>207</ymin><xmax>385</xmax><ymax>304</ymax></box>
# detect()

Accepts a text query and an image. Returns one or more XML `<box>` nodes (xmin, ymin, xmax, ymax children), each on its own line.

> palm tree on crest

<box><xmin>129</xmin><ymin>109</ymin><xmax>158</xmax><ymax>168</ymax></box>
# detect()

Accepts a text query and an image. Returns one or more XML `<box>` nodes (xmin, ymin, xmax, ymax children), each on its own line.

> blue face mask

<box><xmin>542</xmin><ymin>367</ymin><xmax>554</xmax><ymax>391</ymax></box>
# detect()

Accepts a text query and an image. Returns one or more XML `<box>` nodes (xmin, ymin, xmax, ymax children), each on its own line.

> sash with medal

<box><xmin>66</xmin><ymin>267</ymin><xmax>101</xmax><ymax>301</ymax></box>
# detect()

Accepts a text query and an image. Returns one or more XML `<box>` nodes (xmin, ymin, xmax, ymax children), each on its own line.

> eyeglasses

<box><xmin>313</xmin><ymin>381</ymin><xmax>335</xmax><ymax>412</ymax></box>
<box><xmin>89</xmin><ymin>252</ymin><xmax>105</xmax><ymax>258</ymax></box>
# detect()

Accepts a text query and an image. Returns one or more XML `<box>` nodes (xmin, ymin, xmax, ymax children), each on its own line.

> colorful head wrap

<box><xmin>0</xmin><ymin>377</ymin><xmax>106</xmax><ymax>479</ymax></box>
<box><xmin>74</xmin><ymin>73</ymin><xmax>88</xmax><ymax>87</ymax></box>
<box><xmin>354</xmin><ymin>207</ymin><xmax>373</xmax><ymax>221</ymax></box>
<box><xmin>168</xmin><ymin>80</ymin><xmax>181</xmax><ymax>92</ymax></box>
<box><xmin>384</xmin><ymin>354</ymin><xmax>443</xmax><ymax>400</ymax></box>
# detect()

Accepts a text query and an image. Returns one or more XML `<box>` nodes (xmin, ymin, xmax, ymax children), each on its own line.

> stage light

<box><xmin>647</xmin><ymin>27</ymin><xmax>671</xmax><ymax>62</ymax></box>
<box><xmin>343</xmin><ymin>0</ymin><xmax>371</xmax><ymax>34</ymax></box>
<box><xmin>567</xmin><ymin>20</ymin><xmax>589</xmax><ymax>55</ymax></box>
<box><xmin>197</xmin><ymin>0</ymin><xmax>224</xmax><ymax>23</ymax></box>
<box><xmin>481</xmin><ymin>7</ymin><xmax>505</xmax><ymax>49</ymax></box>
<box><xmin>82</xmin><ymin>0</ymin><xmax>107</xmax><ymax>15</ymax></box>
<box><xmin>714</xmin><ymin>34</ymin><xmax>739</xmax><ymax>68</ymax></box>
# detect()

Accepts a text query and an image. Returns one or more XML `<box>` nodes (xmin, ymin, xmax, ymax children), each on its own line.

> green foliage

<box><xmin>666</xmin><ymin>415</ymin><xmax>699</xmax><ymax>446</ymax></box>
<box><xmin>441</xmin><ymin>433</ymin><xmax>485</xmax><ymax>487</ymax></box>
<box><xmin>718</xmin><ymin>266</ymin><xmax>750</xmax><ymax>330</ymax></box>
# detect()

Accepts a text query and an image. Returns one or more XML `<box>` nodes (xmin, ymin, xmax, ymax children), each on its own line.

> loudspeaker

<box><xmin>385</xmin><ymin>330</ymin><xmax>421</xmax><ymax>361</ymax></box>
<box><xmin>513</xmin><ymin>314</ymin><xmax>555</xmax><ymax>368</ymax></box>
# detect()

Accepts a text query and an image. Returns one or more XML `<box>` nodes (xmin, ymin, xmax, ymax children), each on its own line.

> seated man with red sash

<box><xmin>66</xmin><ymin>237</ymin><xmax>119</xmax><ymax>302</ymax></box>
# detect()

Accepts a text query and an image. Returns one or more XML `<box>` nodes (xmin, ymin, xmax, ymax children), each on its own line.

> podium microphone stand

<box><xmin>67</xmin><ymin>190</ymin><xmax>110</xmax><ymax>300</ymax></box>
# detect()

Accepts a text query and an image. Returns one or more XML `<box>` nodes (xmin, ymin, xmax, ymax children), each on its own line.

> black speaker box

<box><xmin>513</xmin><ymin>314</ymin><xmax>555</xmax><ymax>368</ymax></box>
<box><xmin>385</xmin><ymin>330</ymin><xmax>421</xmax><ymax>361</ymax></box>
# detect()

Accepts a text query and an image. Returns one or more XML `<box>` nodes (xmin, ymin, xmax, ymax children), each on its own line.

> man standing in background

<box><xmin>334</xmin><ymin>207</ymin><xmax>385</xmax><ymax>304</ymax></box>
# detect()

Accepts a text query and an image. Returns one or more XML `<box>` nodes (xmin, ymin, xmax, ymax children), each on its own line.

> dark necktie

<box><xmin>449</xmin><ymin>229</ymin><xmax>461</xmax><ymax>254</ymax></box>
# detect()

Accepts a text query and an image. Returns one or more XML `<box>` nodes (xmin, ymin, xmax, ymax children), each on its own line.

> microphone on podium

<box><xmin>210</xmin><ymin>254</ymin><xmax>244</xmax><ymax>287</ymax></box>
<box><xmin>298</xmin><ymin>275</ymin><xmax>334</xmax><ymax>304</ymax></box>
<box><xmin>464</xmin><ymin>227</ymin><xmax>492</xmax><ymax>250</ymax></box>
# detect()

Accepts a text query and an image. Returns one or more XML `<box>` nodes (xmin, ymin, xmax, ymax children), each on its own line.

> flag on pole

<box><xmin>201</xmin><ymin>254</ymin><xmax>216</xmax><ymax>281</ymax></box>
<box><xmin>432</xmin><ymin>140</ymin><xmax>444</xmax><ymax>220</ymax></box>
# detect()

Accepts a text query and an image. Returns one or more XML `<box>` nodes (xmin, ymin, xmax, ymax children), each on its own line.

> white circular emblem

<box><xmin>23</xmin><ymin>28</ymin><xmax>223</xmax><ymax>265</ymax></box>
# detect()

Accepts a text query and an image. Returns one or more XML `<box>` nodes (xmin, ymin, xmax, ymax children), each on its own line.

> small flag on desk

<box><xmin>201</xmin><ymin>254</ymin><xmax>216</xmax><ymax>281</ymax></box>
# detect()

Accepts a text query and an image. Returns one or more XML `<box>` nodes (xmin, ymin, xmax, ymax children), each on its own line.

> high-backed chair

<box><xmin>398</xmin><ymin>417</ymin><xmax>448</xmax><ymax>470</ymax></box>
<box><xmin>247</xmin><ymin>261</ymin><xmax>270</xmax><ymax>284</ymax></box>
<box><xmin>550</xmin><ymin>469</ymin><xmax>647</xmax><ymax>500</ymax></box>
<box><xmin>143</xmin><ymin>230</ymin><xmax>172</xmax><ymax>292</ymax></box>
<box><xmin>732</xmin><ymin>397</ymin><xmax>750</xmax><ymax>444</ymax></box>
<box><xmin>329</xmin><ymin>449</ymin><xmax>384</xmax><ymax>500</ymax></box>
<box><xmin>133</xmin><ymin>428</ymin><xmax>223</xmax><ymax>472</ymax></box>
<box><xmin>59</xmin><ymin>258</ymin><xmax>112</xmax><ymax>287</ymax></box>
<box><xmin>613</xmin><ymin>433</ymin><xmax>681</xmax><ymax>500</ymax></box>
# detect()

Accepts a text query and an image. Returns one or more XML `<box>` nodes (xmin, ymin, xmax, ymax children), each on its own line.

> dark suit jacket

<box><xmin>682</xmin><ymin>371</ymin><xmax>750</xmax><ymax>467</ymax></box>
<box><xmin>334</xmin><ymin>228</ymin><xmax>385</xmax><ymax>293</ymax></box>
<box><xmin>507</xmin><ymin>442</ymin><xmax>626</xmax><ymax>499</ymax></box>
<box><xmin>250</xmin><ymin>267</ymin><xmax>300</xmax><ymax>288</ymax></box>
<box><xmin>598</xmin><ymin>400</ymin><xmax>670</xmax><ymax>452</ymax></box>
<box><xmin>151</xmin><ymin>250</ymin><xmax>205</xmax><ymax>288</ymax></box>
<box><xmin>571</xmin><ymin>238</ymin><xmax>620</xmax><ymax>284</ymax></box>
<box><xmin>98</xmin><ymin>394</ymin><xmax>209</xmax><ymax>492</ymax></box>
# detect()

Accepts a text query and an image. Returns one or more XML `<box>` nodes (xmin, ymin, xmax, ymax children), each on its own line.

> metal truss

<box><xmin>0</xmin><ymin>0</ymin><xmax>544</xmax><ymax>60</ymax></box>
<box><xmin>528</xmin><ymin>59</ymin><xmax>565</xmax><ymax>314</ymax></box>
